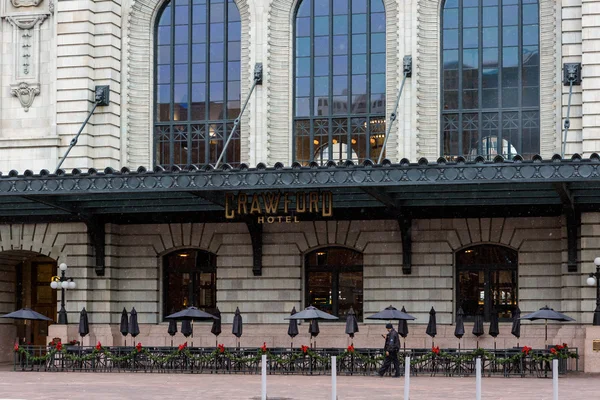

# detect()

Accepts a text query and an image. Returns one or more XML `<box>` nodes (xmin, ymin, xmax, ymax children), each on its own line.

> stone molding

<box><xmin>267</xmin><ymin>0</ymin><xmax>400</xmax><ymax>164</ymax></box>
<box><xmin>10</xmin><ymin>82</ymin><xmax>40</xmax><ymax>112</ymax></box>
<box><xmin>416</xmin><ymin>0</ymin><xmax>557</xmax><ymax>159</ymax></box>
<box><xmin>5</xmin><ymin>13</ymin><xmax>48</xmax><ymax>111</ymax></box>
<box><xmin>126</xmin><ymin>0</ymin><xmax>251</xmax><ymax>168</ymax></box>
<box><xmin>10</xmin><ymin>0</ymin><xmax>42</xmax><ymax>7</ymax></box>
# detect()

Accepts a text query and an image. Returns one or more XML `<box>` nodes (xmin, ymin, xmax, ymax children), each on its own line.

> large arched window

<box><xmin>456</xmin><ymin>244</ymin><xmax>518</xmax><ymax>321</ymax></box>
<box><xmin>163</xmin><ymin>249</ymin><xmax>217</xmax><ymax>318</ymax></box>
<box><xmin>155</xmin><ymin>0</ymin><xmax>241</xmax><ymax>167</ymax></box>
<box><xmin>441</xmin><ymin>0</ymin><xmax>540</xmax><ymax>160</ymax></box>
<box><xmin>293</xmin><ymin>0</ymin><xmax>386</xmax><ymax>165</ymax></box>
<box><xmin>305</xmin><ymin>247</ymin><xmax>363</xmax><ymax>320</ymax></box>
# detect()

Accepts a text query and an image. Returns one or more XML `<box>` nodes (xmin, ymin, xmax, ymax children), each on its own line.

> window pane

<box><xmin>333</xmin><ymin>16</ymin><xmax>348</xmax><ymax>34</ymax></box>
<box><xmin>334</xmin><ymin>55</ymin><xmax>348</xmax><ymax>75</ymax></box>
<box><xmin>463</xmin><ymin>7</ymin><xmax>479</xmax><ymax>28</ymax></box>
<box><xmin>443</xmin><ymin>9</ymin><xmax>458</xmax><ymax>29</ymax></box>
<box><xmin>315</xmin><ymin>16</ymin><xmax>329</xmax><ymax>36</ymax></box>
<box><xmin>339</xmin><ymin>271</ymin><xmax>363</xmax><ymax>320</ymax></box>
<box><xmin>352</xmin><ymin>14</ymin><xmax>367</xmax><ymax>34</ymax></box>
<box><xmin>307</xmin><ymin>272</ymin><xmax>334</xmax><ymax>315</ymax></box>
<box><xmin>458</xmin><ymin>270</ymin><xmax>485</xmax><ymax>318</ymax></box>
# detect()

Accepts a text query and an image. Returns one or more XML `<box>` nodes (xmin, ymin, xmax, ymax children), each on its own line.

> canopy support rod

<box><xmin>215</xmin><ymin>63</ymin><xmax>263</xmax><ymax>169</ymax></box>
<box><xmin>561</xmin><ymin>63</ymin><xmax>582</xmax><ymax>158</ymax></box>
<box><xmin>378</xmin><ymin>56</ymin><xmax>412</xmax><ymax>164</ymax></box>
<box><xmin>56</xmin><ymin>86</ymin><xmax>110</xmax><ymax>173</ymax></box>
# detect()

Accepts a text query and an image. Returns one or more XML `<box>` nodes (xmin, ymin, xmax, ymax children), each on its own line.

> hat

<box><xmin>385</xmin><ymin>323</ymin><xmax>393</xmax><ymax>329</ymax></box>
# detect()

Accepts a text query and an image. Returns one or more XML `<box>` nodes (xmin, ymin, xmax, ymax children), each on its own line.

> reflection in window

<box><xmin>155</xmin><ymin>0</ymin><xmax>241</xmax><ymax>167</ymax></box>
<box><xmin>456</xmin><ymin>245</ymin><xmax>518</xmax><ymax>321</ymax></box>
<box><xmin>163</xmin><ymin>249</ymin><xmax>217</xmax><ymax>318</ymax></box>
<box><xmin>441</xmin><ymin>0</ymin><xmax>540</xmax><ymax>160</ymax></box>
<box><xmin>305</xmin><ymin>247</ymin><xmax>363</xmax><ymax>320</ymax></box>
<box><xmin>294</xmin><ymin>0</ymin><xmax>386</xmax><ymax>165</ymax></box>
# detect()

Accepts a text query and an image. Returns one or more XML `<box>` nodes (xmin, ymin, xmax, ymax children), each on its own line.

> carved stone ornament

<box><xmin>10</xmin><ymin>0</ymin><xmax>42</xmax><ymax>7</ymax></box>
<box><xmin>11</xmin><ymin>82</ymin><xmax>40</xmax><ymax>112</ymax></box>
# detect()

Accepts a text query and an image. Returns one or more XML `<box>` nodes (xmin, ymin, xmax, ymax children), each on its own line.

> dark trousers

<box><xmin>378</xmin><ymin>350</ymin><xmax>400</xmax><ymax>376</ymax></box>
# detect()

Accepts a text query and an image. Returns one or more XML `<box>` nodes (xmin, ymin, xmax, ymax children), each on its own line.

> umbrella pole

<box><xmin>192</xmin><ymin>320</ymin><xmax>194</xmax><ymax>348</ymax></box>
<box><xmin>545</xmin><ymin>319</ymin><xmax>548</xmax><ymax>347</ymax></box>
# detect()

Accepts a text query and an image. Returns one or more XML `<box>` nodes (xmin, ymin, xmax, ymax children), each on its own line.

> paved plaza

<box><xmin>0</xmin><ymin>371</ymin><xmax>598</xmax><ymax>400</ymax></box>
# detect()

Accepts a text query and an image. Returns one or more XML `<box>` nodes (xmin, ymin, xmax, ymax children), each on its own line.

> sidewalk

<box><xmin>0</xmin><ymin>372</ymin><xmax>597</xmax><ymax>399</ymax></box>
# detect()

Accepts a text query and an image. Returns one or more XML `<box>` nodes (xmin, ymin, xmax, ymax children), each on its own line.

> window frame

<box><xmin>304</xmin><ymin>247</ymin><xmax>364</xmax><ymax>321</ymax></box>
<box><xmin>292</xmin><ymin>0</ymin><xmax>387</xmax><ymax>165</ymax></box>
<box><xmin>153</xmin><ymin>0</ymin><xmax>242</xmax><ymax>168</ymax></box>
<box><xmin>439</xmin><ymin>0</ymin><xmax>541</xmax><ymax>161</ymax></box>
<box><xmin>455</xmin><ymin>245</ymin><xmax>518</xmax><ymax>322</ymax></box>
<box><xmin>162</xmin><ymin>249</ymin><xmax>217</xmax><ymax>320</ymax></box>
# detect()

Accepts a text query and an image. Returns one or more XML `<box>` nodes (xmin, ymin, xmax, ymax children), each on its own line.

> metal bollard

<box><xmin>404</xmin><ymin>356</ymin><xmax>411</xmax><ymax>400</ymax></box>
<box><xmin>261</xmin><ymin>354</ymin><xmax>267</xmax><ymax>400</ymax></box>
<box><xmin>331</xmin><ymin>356</ymin><xmax>337</xmax><ymax>400</ymax></box>
<box><xmin>476</xmin><ymin>357</ymin><xmax>482</xmax><ymax>400</ymax></box>
<box><xmin>553</xmin><ymin>359</ymin><xmax>558</xmax><ymax>400</ymax></box>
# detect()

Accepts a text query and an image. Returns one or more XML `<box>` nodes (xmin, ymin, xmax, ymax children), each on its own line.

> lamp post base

<box><xmin>58</xmin><ymin>306</ymin><xmax>68</xmax><ymax>325</ymax></box>
<box><xmin>593</xmin><ymin>304</ymin><xmax>600</xmax><ymax>326</ymax></box>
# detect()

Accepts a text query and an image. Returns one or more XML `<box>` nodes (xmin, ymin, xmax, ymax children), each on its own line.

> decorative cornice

<box><xmin>10</xmin><ymin>82</ymin><xmax>40</xmax><ymax>112</ymax></box>
<box><xmin>6</xmin><ymin>14</ymin><xmax>47</xmax><ymax>29</ymax></box>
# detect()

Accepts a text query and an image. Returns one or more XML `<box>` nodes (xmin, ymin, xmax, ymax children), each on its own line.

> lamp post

<box><xmin>586</xmin><ymin>257</ymin><xmax>600</xmax><ymax>326</ymax></box>
<box><xmin>50</xmin><ymin>263</ymin><xmax>76</xmax><ymax>324</ymax></box>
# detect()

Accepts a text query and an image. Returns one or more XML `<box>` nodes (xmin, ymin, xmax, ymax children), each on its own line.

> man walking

<box><xmin>378</xmin><ymin>323</ymin><xmax>400</xmax><ymax>377</ymax></box>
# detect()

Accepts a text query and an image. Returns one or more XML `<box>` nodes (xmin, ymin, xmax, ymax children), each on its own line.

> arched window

<box><xmin>293</xmin><ymin>0</ymin><xmax>386</xmax><ymax>165</ymax></box>
<box><xmin>163</xmin><ymin>249</ymin><xmax>217</xmax><ymax>317</ymax></box>
<box><xmin>305</xmin><ymin>247</ymin><xmax>363</xmax><ymax>320</ymax></box>
<box><xmin>441</xmin><ymin>0</ymin><xmax>540</xmax><ymax>160</ymax></box>
<box><xmin>456</xmin><ymin>244</ymin><xmax>518</xmax><ymax>321</ymax></box>
<box><xmin>155</xmin><ymin>0</ymin><xmax>241</xmax><ymax>168</ymax></box>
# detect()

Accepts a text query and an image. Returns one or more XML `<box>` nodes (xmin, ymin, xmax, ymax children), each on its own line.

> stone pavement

<box><xmin>0</xmin><ymin>371</ymin><xmax>598</xmax><ymax>400</ymax></box>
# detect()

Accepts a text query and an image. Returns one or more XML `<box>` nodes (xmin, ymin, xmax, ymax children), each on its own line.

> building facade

<box><xmin>0</xmin><ymin>0</ymin><xmax>600</xmax><ymax>371</ymax></box>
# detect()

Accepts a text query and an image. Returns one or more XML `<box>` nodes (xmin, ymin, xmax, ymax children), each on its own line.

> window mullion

<box><xmin>187</xmin><ymin>0</ymin><xmax>193</xmax><ymax>166</ymax></box>
<box><xmin>517</xmin><ymin>0</ymin><xmax>523</xmax><ymax>155</ymax></box>
<box><xmin>169</xmin><ymin>2</ymin><xmax>176</xmax><ymax>166</ymax></box>
<box><xmin>309</xmin><ymin>1</ymin><xmax>315</xmax><ymax>162</ymax></box>
<box><xmin>223</xmin><ymin>1</ymin><xmax>229</xmax><ymax>164</ymax></box>
<box><xmin>328</xmin><ymin>0</ymin><xmax>333</xmax><ymax>161</ymax></box>
<box><xmin>457</xmin><ymin>0</ymin><xmax>463</xmax><ymax>157</ymax></box>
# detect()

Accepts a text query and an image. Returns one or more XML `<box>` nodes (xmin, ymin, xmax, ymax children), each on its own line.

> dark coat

<box><xmin>383</xmin><ymin>328</ymin><xmax>400</xmax><ymax>352</ymax></box>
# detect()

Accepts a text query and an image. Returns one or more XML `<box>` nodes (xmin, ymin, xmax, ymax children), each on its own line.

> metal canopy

<box><xmin>1</xmin><ymin>154</ymin><xmax>596</xmax><ymax>277</ymax></box>
<box><xmin>0</xmin><ymin>154</ymin><xmax>597</xmax><ymax>222</ymax></box>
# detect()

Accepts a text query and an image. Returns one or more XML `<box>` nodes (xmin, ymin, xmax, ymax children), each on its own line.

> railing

<box><xmin>13</xmin><ymin>346</ymin><xmax>578</xmax><ymax>377</ymax></box>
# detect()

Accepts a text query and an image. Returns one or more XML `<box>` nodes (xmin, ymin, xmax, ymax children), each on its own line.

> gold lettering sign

<box><xmin>225</xmin><ymin>191</ymin><xmax>333</xmax><ymax>223</ymax></box>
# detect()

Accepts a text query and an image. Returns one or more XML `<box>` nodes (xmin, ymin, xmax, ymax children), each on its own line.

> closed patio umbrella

<box><xmin>345</xmin><ymin>307</ymin><xmax>359</xmax><ymax>345</ymax></box>
<box><xmin>473</xmin><ymin>311</ymin><xmax>484</xmax><ymax>348</ymax></box>
<box><xmin>211</xmin><ymin>308</ymin><xmax>222</xmax><ymax>347</ymax></box>
<box><xmin>511</xmin><ymin>307</ymin><xmax>521</xmax><ymax>346</ymax></box>
<box><xmin>426</xmin><ymin>307</ymin><xmax>437</xmax><ymax>347</ymax></box>
<box><xmin>287</xmin><ymin>307</ymin><xmax>299</xmax><ymax>349</ymax></box>
<box><xmin>78</xmin><ymin>308</ymin><xmax>89</xmax><ymax>345</ymax></box>
<box><xmin>398</xmin><ymin>306</ymin><xmax>410</xmax><ymax>350</ymax></box>
<box><xmin>120</xmin><ymin>308</ymin><xmax>128</xmax><ymax>346</ymax></box>
<box><xmin>309</xmin><ymin>319</ymin><xmax>320</xmax><ymax>347</ymax></box>
<box><xmin>232</xmin><ymin>307</ymin><xmax>243</xmax><ymax>348</ymax></box>
<box><xmin>181</xmin><ymin>320</ymin><xmax>192</xmax><ymax>338</ymax></box>
<box><xmin>454</xmin><ymin>307</ymin><xmax>465</xmax><ymax>350</ymax></box>
<box><xmin>489</xmin><ymin>308</ymin><xmax>500</xmax><ymax>350</ymax></box>
<box><xmin>129</xmin><ymin>308</ymin><xmax>140</xmax><ymax>342</ymax></box>
<box><xmin>167</xmin><ymin>319</ymin><xmax>177</xmax><ymax>347</ymax></box>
